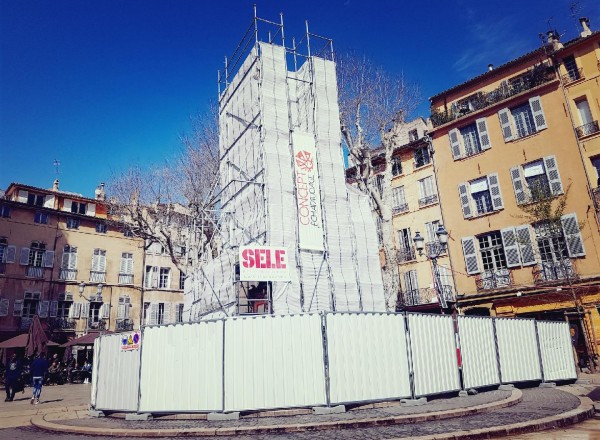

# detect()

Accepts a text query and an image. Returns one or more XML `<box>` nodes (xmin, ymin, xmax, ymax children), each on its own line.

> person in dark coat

<box><xmin>30</xmin><ymin>353</ymin><xmax>49</xmax><ymax>404</ymax></box>
<box><xmin>4</xmin><ymin>353</ymin><xmax>22</xmax><ymax>402</ymax></box>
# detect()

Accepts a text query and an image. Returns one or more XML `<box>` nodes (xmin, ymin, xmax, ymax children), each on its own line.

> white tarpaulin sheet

<box><xmin>495</xmin><ymin>318</ymin><xmax>542</xmax><ymax>383</ymax></box>
<box><xmin>537</xmin><ymin>321</ymin><xmax>577</xmax><ymax>381</ymax></box>
<box><xmin>457</xmin><ymin>316</ymin><xmax>500</xmax><ymax>389</ymax></box>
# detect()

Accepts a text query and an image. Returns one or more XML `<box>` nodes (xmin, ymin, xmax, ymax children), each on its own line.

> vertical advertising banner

<box><xmin>292</xmin><ymin>132</ymin><xmax>325</xmax><ymax>251</ymax></box>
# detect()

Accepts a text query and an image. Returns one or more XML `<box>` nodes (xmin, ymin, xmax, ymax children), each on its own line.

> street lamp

<box><xmin>413</xmin><ymin>225</ymin><xmax>450</xmax><ymax>309</ymax></box>
<box><xmin>78</xmin><ymin>282</ymin><xmax>103</xmax><ymax>302</ymax></box>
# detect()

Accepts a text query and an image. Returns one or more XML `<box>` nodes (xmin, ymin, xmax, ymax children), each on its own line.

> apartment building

<box><xmin>0</xmin><ymin>180</ymin><xmax>186</xmax><ymax>343</ymax></box>
<box><xmin>429</xmin><ymin>24</ymin><xmax>600</xmax><ymax>362</ymax></box>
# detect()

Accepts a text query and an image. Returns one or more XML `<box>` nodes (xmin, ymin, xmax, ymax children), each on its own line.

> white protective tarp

<box><xmin>325</xmin><ymin>312</ymin><xmax>411</xmax><ymax>404</ymax></box>
<box><xmin>495</xmin><ymin>317</ymin><xmax>542</xmax><ymax>383</ymax></box>
<box><xmin>457</xmin><ymin>316</ymin><xmax>500</xmax><ymax>389</ymax></box>
<box><xmin>537</xmin><ymin>320</ymin><xmax>577</xmax><ymax>381</ymax></box>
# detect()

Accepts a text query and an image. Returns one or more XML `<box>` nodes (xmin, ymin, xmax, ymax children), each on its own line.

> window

<box><xmin>0</xmin><ymin>238</ymin><xmax>6</xmax><ymax>264</ymax></box>
<box><xmin>414</xmin><ymin>146</ymin><xmax>431</xmax><ymax>168</ymax></box>
<box><xmin>592</xmin><ymin>157</ymin><xmax>600</xmax><ymax>187</ymax></box>
<box><xmin>34</xmin><ymin>212</ymin><xmax>49</xmax><ymax>224</ymax></box>
<box><xmin>119</xmin><ymin>253</ymin><xmax>134</xmax><ymax>284</ymax></box>
<box><xmin>96</xmin><ymin>222</ymin><xmax>107</xmax><ymax>234</ymax></box>
<box><xmin>425</xmin><ymin>220</ymin><xmax>441</xmax><ymax>243</ymax></box>
<box><xmin>396</xmin><ymin>228</ymin><xmax>415</xmax><ymax>262</ymax></box>
<box><xmin>418</xmin><ymin>176</ymin><xmax>438</xmax><ymax>207</ymax></box>
<box><xmin>391</xmin><ymin>157</ymin><xmax>402</xmax><ymax>176</ymax></box>
<box><xmin>403</xmin><ymin>270</ymin><xmax>419</xmax><ymax>305</ymax></box>
<box><xmin>179</xmin><ymin>271</ymin><xmax>186</xmax><ymax>290</ymax></box>
<box><xmin>90</xmin><ymin>249</ymin><xmax>106</xmax><ymax>282</ymax></box>
<box><xmin>21</xmin><ymin>291</ymin><xmax>41</xmax><ymax>318</ymax></box>
<box><xmin>60</xmin><ymin>245</ymin><xmax>77</xmax><ymax>280</ymax></box>
<box><xmin>71</xmin><ymin>202</ymin><xmax>87</xmax><ymax>215</ymax></box>
<box><xmin>498</xmin><ymin>96</ymin><xmax>547</xmax><ymax>142</ymax></box>
<box><xmin>478</xmin><ymin>232</ymin><xmax>507</xmax><ymax>272</ymax></box>
<box><xmin>458</xmin><ymin>173</ymin><xmax>503</xmax><ymax>218</ymax></box>
<box><xmin>28</xmin><ymin>242</ymin><xmax>45</xmax><ymax>267</ymax></box>
<box><xmin>117</xmin><ymin>296</ymin><xmax>131</xmax><ymax>320</ymax></box>
<box><xmin>510</xmin><ymin>155</ymin><xmax>563</xmax><ymax>204</ymax></box>
<box><xmin>159</xmin><ymin>268</ymin><xmax>170</xmax><ymax>289</ymax></box>
<box><xmin>408</xmin><ymin>128</ymin><xmax>419</xmax><ymax>142</ymax></box>
<box><xmin>145</xmin><ymin>302</ymin><xmax>169</xmax><ymax>325</ymax></box>
<box><xmin>56</xmin><ymin>293</ymin><xmax>73</xmax><ymax>318</ymax></box>
<box><xmin>145</xmin><ymin>266</ymin><xmax>158</xmax><ymax>288</ymax></box>
<box><xmin>448</xmin><ymin>118</ymin><xmax>491</xmax><ymax>160</ymax></box>
<box><xmin>563</xmin><ymin>55</ymin><xmax>580</xmax><ymax>82</ymax></box>
<box><xmin>123</xmin><ymin>228</ymin><xmax>134</xmax><ymax>237</ymax></box>
<box><xmin>66</xmin><ymin>217</ymin><xmax>80</xmax><ymax>229</ymax></box>
<box><xmin>143</xmin><ymin>302</ymin><xmax>150</xmax><ymax>324</ymax></box>
<box><xmin>158</xmin><ymin>303</ymin><xmax>165</xmax><ymax>324</ymax></box>
<box><xmin>391</xmin><ymin>186</ymin><xmax>408</xmax><ymax>214</ymax></box>
<box><xmin>27</xmin><ymin>193</ymin><xmax>45</xmax><ymax>207</ymax></box>
<box><xmin>176</xmin><ymin>303</ymin><xmax>184</xmax><ymax>323</ymax></box>
<box><xmin>575</xmin><ymin>98</ymin><xmax>599</xmax><ymax>138</ymax></box>
<box><xmin>0</xmin><ymin>205</ymin><xmax>10</xmax><ymax>218</ymax></box>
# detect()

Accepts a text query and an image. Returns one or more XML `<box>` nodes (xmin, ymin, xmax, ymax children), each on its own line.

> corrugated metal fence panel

<box><xmin>495</xmin><ymin>318</ymin><xmax>542</xmax><ymax>383</ymax></box>
<box><xmin>409</xmin><ymin>313</ymin><xmax>460</xmax><ymax>397</ymax></box>
<box><xmin>94</xmin><ymin>334</ymin><xmax>141</xmax><ymax>411</ymax></box>
<box><xmin>139</xmin><ymin>321</ymin><xmax>224</xmax><ymax>413</ymax></box>
<box><xmin>457</xmin><ymin>316</ymin><xmax>500</xmax><ymax>389</ymax></box>
<box><xmin>537</xmin><ymin>321</ymin><xmax>577</xmax><ymax>381</ymax></box>
<box><xmin>326</xmin><ymin>312</ymin><xmax>411</xmax><ymax>404</ymax></box>
<box><xmin>224</xmin><ymin>314</ymin><xmax>326</xmax><ymax>411</ymax></box>
<box><xmin>90</xmin><ymin>339</ymin><xmax>100</xmax><ymax>407</ymax></box>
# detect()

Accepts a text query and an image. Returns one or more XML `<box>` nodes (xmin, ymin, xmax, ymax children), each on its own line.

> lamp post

<box><xmin>78</xmin><ymin>282</ymin><xmax>103</xmax><ymax>302</ymax></box>
<box><xmin>413</xmin><ymin>225</ymin><xmax>450</xmax><ymax>310</ymax></box>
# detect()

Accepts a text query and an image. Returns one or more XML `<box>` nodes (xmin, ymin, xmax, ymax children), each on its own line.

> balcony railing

<box><xmin>49</xmin><ymin>317</ymin><xmax>76</xmax><ymax>330</ymax></box>
<box><xmin>562</xmin><ymin>67</ymin><xmax>583</xmax><ymax>84</ymax></box>
<box><xmin>418</xmin><ymin>194</ymin><xmax>438</xmax><ymax>208</ymax></box>
<box><xmin>533</xmin><ymin>259</ymin><xmax>578</xmax><ymax>284</ymax></box>
<box><xmin>593</xmin><ymin>187</ymin><xmax>600</xmax><ymax>211</ymax></box>
<box><xmin>26</xmin><ymin>266</ymin><xmax>44</xmax><ymax>278</ymax></box>
<box><xmin>116</xmin><ymin>319</ymin><xmax>134</xmax><ymax>331</ymax></box>
<box><xmin>88</xmin><ymin>319</ymin><xmax>107</xmax><ymax>330</ymax></box>
<box><xmin>397</xmin><ymin>247</ymin><xmax>416</xmax><ymax>263</ymax></box>
<box><xmin>19</xmin><ymin>317</ymin><xmax>32</xmax><ymax>331</ymax></box>
<box><xmin>575</xmin><ymin>121</ymin><xmax>600</xmax><ymax>139</ymax></box>
<box><xmin>404</xmin><ymin>286</ymin><xmax>454</xmax><ymax>307</ymax></box>
<box><xmin>89</xmin><ymin>271</ymin><xmax>106</xmax><ymax>283</ymax></box>
<box><xmin>475</xmin><ymin>269</ymin><xmax>513</xmax><ymax>291</ymax></box>
<box><xmin>426</xmin><ymin>241</ymin><xmax>447</xmax><ymax>258</ymax></box>
<box><xmin>118</xmin><ymin>273</ymin><xmax>134</xmax><ymax>285</ymax></box>
<box><xmin>392</xmin><ymin>203</ymin><xmax>409</xmax><ymax>215</ymax></box>
<box><xmin>59</xmin><ymin>268</ymin><xmax>78</xmax><ymax>281</ymax></box>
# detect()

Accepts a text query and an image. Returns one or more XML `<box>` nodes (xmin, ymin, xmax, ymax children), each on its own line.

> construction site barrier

<box><xmin>537</xmin><ymin>320</ymin><xmax>578</xmax><ymax>382</ymax></box>
<box><xmin>495</xmin><ymin>317</ymin><xmax>543</xmax><ymax>383</ymax></box>
<box><xmin>457</xmin><ymin>316</ymin><xmax>501</xmax><ymax>389</ymax></box>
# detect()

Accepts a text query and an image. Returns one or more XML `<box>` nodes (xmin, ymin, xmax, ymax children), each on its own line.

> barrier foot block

<box><xmin>499</xmin><ymin>384</ymin><xmax>515</xmax><ymax>391</ymax></box>
<box><xmin>313</xmin><ymin>405</ymin><xmax>346</xmax><ymax>415</ymax></box>
<box><xmin>125</xmin><ymin>413</ymin><xmax>153</xmax><ymax>421</ymax></box>
<box><xmin>88</xmin><ymin>410</ymin><xmax>105</xmax><ymax>418</ymax></box>
<box><xmin>539</xmin><ymin>382</ymin><xmax>556</xmax><ymax>388</ymax></box>
<box><xmin>458</xmin><ymin>390</ymin><xmax>468</xmax><ymax>397</ymax></box>
<box><xmin>400</xmin><ymin>397</ymin><xmax>427</xmax><ymax>407</ymax></box>
<box><xmin>207</xmin><ymin>412</ymin><xmax>240</xmax><ymax>421</ymax></box>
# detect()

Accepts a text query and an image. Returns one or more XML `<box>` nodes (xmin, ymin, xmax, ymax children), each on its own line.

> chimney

<box><xmin>580</xmin><ymin>17</ymin><xmax>592</xmax><ymax>38</ymax></box>
<box><xmin>547</xmin><ymin>30</ymin><xmax>564</xmax><ymax>50</ymax></box>
<box><xmin>52</xmin><ymin>179</ymin><xmax>59</xmax><ymax>191</ymax></box>
<box><xmin>487</xmin><ymin>64</ymin><xmax>494</xmax><ymax>72</ymax></box>
<box><xmin>95</xmin><ymin>182</ymin><xmax>106</xmax><ymax>201</ymax></box>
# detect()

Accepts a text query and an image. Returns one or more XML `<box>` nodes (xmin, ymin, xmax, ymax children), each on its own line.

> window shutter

<box><xmin>458</xmin><ymin>183</ymin><xmax>473</xmax><ymax>218</ymax></box>
<box><xmin>543</xmin><ymin>155</ymin><xmax>564</xmax><ymax>196</ymax></box>
<box><xmin>163</xmin><ymin>303</ymin><xmax>171</xmax><ymax>324</ymax></box>
<box><xmin>498</xmin><ymin>108</ymin><xmax>514</xmax><ymax>141</ymax></box>
<box><xmin>150</xmin><ymin>303</ymin><xmax>158</xmax><ymax>325</ymax></box>
<box><xmin>49</xmin><ymin>300</ymin><xmax>58</xmax><ymax>318</ymax></box>
<box><xmin>81</xmin><ymin>302</ymin><xmax>90</xmax><ymax>320</ymax></box>
<box><xmin>510</xmin><ymin>166</ymin><xmax>527</xmax><ymax>205</ymax></box>
<box><xmin>62</xmin><ymin>199</ymin><xmax>72</xmax><ymax>212</ymax></box>
<box><xmin>6</xmin><ymin>246</ymin><xmax>16</xmax><ymax>263</ymax></box>
<box><xmin>0</xmin><ymin>298</ymin><xmax>9</xmax><ymax>316</ymax></box>
<box><xmin>43</xmin><ymin>251</ymin><xmax>55</xmax><ymax>268</ymax></box>
<box><xmin>13</xmin><ymin>299</ymin><xmax>23</xmax><ymax>317</ymax></box>
<box><xmin>69</xmin><ymin>251</ymin><xmax>77</xmax><ymax>269</ymax></box>
<box><xmin>476</xmin><ymin>118</ymin><xmax>492</xmax><ymax>150</ymax></box>
<box><xmin>100</xmin><ymin>303</ymin><xmax>110</xmax><ymax>319</ymax></box>
<box><xmin>449</xmin><ymin>129</ymin><xmax>462</xmax><ymax>160</ymax></box>
<box><xmin>44</xmin><ymin>195</ymin><xmax>55</xmax><ymax>209</ymax></box>
<box><xmin>487</xmin><ymin>173</ymin><xmax>504</xmax><ymax>210</ymax></box>
<box><xmin>461</xmin><ymin>237</ymin><xmax>481</xmax><ymax>274</ymax></box>
<box><xmin>515</xmin><ymin>225</ymin><xmax>536</xmax><ymax>266</ymax></box>
<box><xmin>561</xmin><ymin>213</ymin><xmax>585</xmax><ymax>257</ymax></box>
<box><xmin>99</xmin><ymin>253</ymin><xmax>106</xmax><ymax>272</ymax></box>
<box><xmin>87</xmin><ymin>204</ymin><xmax>96</xmax><ymax>216</ymax></box>
<box><xmin>62</xmin><ymin>252</ymin><xmax>70</xmax><ymax>269</ymax></box>
<box><xmin>500</xmin><ymin>227</ymin><xmax>521</xmax><ymax>267</ymax></box>
<box><xmin>38</xmin><ymin>300</ymin><xmax>50</xmax><ymax>318</ymax></box>
<box><xmin>152</xmin><ymin>267</ymin><xmax>158</xmax><ymax>288</ymax></box>
<box><xmin>92</xmin><ymin>253</ymin><xmax>99</xmax><ymax>271</ymax></box>
<box><xmin>529</xmin><ymin>96</ymin><xmax>547</xmax><ymax>130</ymax></box>
<box><xmin>69</xmin><ymin>303</ymin><xmax>82</xmax><ymax>319</ymax></box>
<box><xmin>117</xmin><ymin>303</ymin><xmax>125</xmax><ymax>319</ymax></box>
<box><xmin>120</xmin><ymin>255</ymin><xmax>127</xmax><ymax>274</ymax></box>
<box><xmin>20</xmin><ymin>248</ymin><xmax>30</xmax><ymax>265</ymax></box>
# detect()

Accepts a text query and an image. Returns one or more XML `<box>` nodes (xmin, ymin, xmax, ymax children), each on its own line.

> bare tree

<box><xmin>337</xmin><ymin>53</ymin><xmax>420</xmax><ymax>311</ymax></box>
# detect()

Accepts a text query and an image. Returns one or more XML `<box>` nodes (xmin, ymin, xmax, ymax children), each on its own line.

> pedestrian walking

<box><xmin>4</xmin><ymin>353</ymin><xmax>22</xmax><ymax>402</ymax></box>
<box><xmin>30</xmin><ymin>353</ymin><xmax>49</xmax><ymax>405</ymax></box>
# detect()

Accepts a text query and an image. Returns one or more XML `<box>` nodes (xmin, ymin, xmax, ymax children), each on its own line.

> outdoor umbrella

<box><xmin>0</xmin><ymin>333</ymin><xmax>59</xmax><ymax>349</ymax></box>
<box><xmin>25</xmin><ymin>315</ymin><xmax>49</xmax><ymax>356</ymax></box>
<box><xmin>61</xmin><ymin>331</ymin><xmax>112</xmax><ymax>347</ymax></box>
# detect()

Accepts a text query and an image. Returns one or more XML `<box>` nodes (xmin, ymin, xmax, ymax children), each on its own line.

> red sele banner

<box><xmin>239</xmin><ymin>246</ymin><xmax>291</xmax><ymax>281</ymax></box>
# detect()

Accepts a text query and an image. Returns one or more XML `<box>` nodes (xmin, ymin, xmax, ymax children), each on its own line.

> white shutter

<box><xmin>510</xmin><ymin>166</ymin><xmax>527</xmax><ymax>205</ymax></box>
<box><xmin>44</xmin><ymin>195</ymin><xmax>55</xmax><ymax>209</ymax></box>
<box><xmin>529</xmin><ymin>96</ymin><xmax>547</xmax><ymax>130</ymax></box>
<box><xmin>13</xmin><ymin>299</ymin><xmax>23</xmax><ymax>317</ymax></box>
<box><xmin>543</xmin><ymin>155</ymin><xmax>564</xmax><ymax>196</ymax></box>
<box><xmin>43</xmin><ymin>251</ymin><xmax>55</xmax><ymax>268</ymax></box>
<box><xmin>476</xmin><ymin>118</ymin><xmax>491</xmax><ymax>150</ymax></box>
<box><xmin>69</xmin><ymin>251</ymin><xmax>77</xmax><ymax>269</ymax></box>
<box><xmin>100</xmin><ymin>303</ymin><xmax>110</xmax><ymax>319</ymax></box>
<box><xmin>0</xmin><ymin>298</ymin><xmax>9</xmax><ymax>316</ymax></box>
<box><xmin>17</xmin><ymin>190</ymin><xmax>28</xmax><ymax>203</ymax></box>
<box><xmin>117</xmin><ymin>303</ymin><xmax>125</xmax><ymax>319</ymax></box>
<box><xmin>449</xmin><ymin>128</ymin><xmax>462</xmax><ymax>160</ymax></box>
<box><xmin>487</xmin><ymin>173</ymin><xmax>504</xmax><ymax>210</ymax></box>
<box><xmin>38</xmin><ymin>300</ymin><xmax>50</xmax><ymax>318</ymax></box>
<box><xmin>6</xmin><ymin>246</ymin><xmax>16</xmax><ymax>263</ymax></box>
<box><xmin>87</xmin><ymin>204</ymin><xmax>96</xmax><ymax>216</ymax></box>
<box><xmin>515</xmin><ymin>225</ymin><xmax>537</xmax><ymax>266</ymax></box>
<box><xmin>561</xmin><ymin>213</ymin><xmax>585</xmax><ymax>257</ymax></box>
<box><xmin>49</xmin><ymin>300</ymin><xmax>58</xmax><ymax>318</ymax></box>
<box><xmin>120</xmin><ymin>255</ymin><xmax>127</xmax><ymax>274</ymax></box>
<box><xmin>458</xmin><ymin>183</ymin><xmax>473</xmax><ymax>218</ymax></box>
<box><xmin>150</xmin><ymin>303</ymin><xmax>159</xmax><ymax>325</ymax></box>
<box><xmin>69</xmin><ymin>302</ymin><xmax>82</xmax><ymax>319</ymax></box>
<box><xmin>81</xmin><ymin>302</ymin><xmax>90</xmax><ymax>319</ymax></box>
<box><xmin>163</xmin><ymin>303</ymin><xmax>171</xmax><ymax>324</ymax></box>
<box><xmin>152</xmin><ymin>267</ymin><xmax>158</xmax><ymax>288</ymax></box>
<box><xmin>461</xmin><ymin>237</ymin><xmax>481</xmax><ymax>274</ymax></box>
<box><xmin>98</xmin><ymin>253</ymin><xmax>106</xmax><ymax>272</ymax></box>
<box><xmin>20</xmin><ymin>248</ymin><xmax>30</xmax><ymax>265</ymax></box>
<box><xmin>498</xmin><ymin>108</ymin><xmax>514</xmax><ymax>141</ymax></box>
<box><xmin>62</xmin><ymin>199</ymin><xmax>72</xmax><ymax>212</ymax></box>
<box><xmin>500</xmin><ymin>227</ymin><xmax>521</xmax><ymax>268</ymax></box>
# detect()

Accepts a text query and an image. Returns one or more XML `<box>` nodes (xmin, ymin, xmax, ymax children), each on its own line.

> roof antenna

<box><xmin>53</xmin><ymin>159</ymin><xmax>61</xmax><ymax>176</ymax></box>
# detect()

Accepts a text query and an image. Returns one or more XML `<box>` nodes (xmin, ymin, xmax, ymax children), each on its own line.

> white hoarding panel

<box><xmin>292</xmin><ymin>131</ymin><xmax>325</xmax><ymax>251</ymax></box>
<box><xmin>457</xmin><ymin>316</ymin><xmax>500</xmax><ymax>389</ymax></box>
<box><xmin>224</xmin><ymin>314</ymin><xmax>326</xmax><ymax>411</ymax></box>
<box><xmin>495</xmin><ymin>318</ymin><xmax>542</xmax><ymax>383</ymax></box>
<box><xmin>537</xmin><ymin>321</ymin><xmax>577</xmax><ymax>381</ymax></box>
<box><xmin>90</xmin><ymin>339</ymin><xmax>100</xmax><ymax>407</ymax></box>
<box><xmin>239</xmin><ymin>246</ymin><xmax>290</xmax><ymax>281</ymax></box>
<box><xmin>326</xmin><ymin>313</ymin><xmax>411</xmax><ymax>404</ymax></box>
<box><xmin>94</xmin><ymin>333</ymin><xmax>141</xmax><ymax>411</ymax></box>
<box><xmin>139</xmin><ymin>321</ymin><xmax>223</xmax><ymax>412</ymax></box>
<box><xmin>409</xmin><ymin>314</ymin><xmax>460</xmax><ymax>397</ymax></box>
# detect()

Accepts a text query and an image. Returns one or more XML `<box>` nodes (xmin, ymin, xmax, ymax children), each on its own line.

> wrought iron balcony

<box><xmin>116</xmin><ymin>319</ymin><xmax>134</xmax><ymax>331</ymax></box>
<box><xmin>26</xmin><ymin>266</ymin><xmax>44</xmax><ymax>278</ymax></box>
<box><xmin>562</xmin><ymin>67</ymin><xmax>583</xmax><ymax>84</ymax></box>
<box><xmin>392</xmin><ymin>203</ymin><xmax>409</xmax><ymax>215</ymax></box>
<box><xmin>87</xmin><ymin>319</ymin><xmax>107</xmax><ymax>330</ymax></box>
<box><xmin>118</xmin><ymin>273</ymin><xmax>134</xmax><ymax>285</ymax></box>
<box><xmin>533</xmin><ymin>259</ymin><xmax>578</xmax><ymax>284</ymax></box>
<box><xmin>418</xmin><ymin>194</ymin><xmax>438</xmax><ymax>208</ymax></box>
<box><xmin>49</xmin><ymin>317</ymin><xmax>76</xmax><ymax>330</ymax></box>
<box><xmin>425</xmin><ymin>241</ymin><xmax>447</xmax><ymax>258</ymax></box>
<box><xmin>475</xmin><ymin>269</ymin><xmax>513</xmax><ymax>291</ymax></box>
<box><xmin>404</xmin><ymin>286</ymin><xmax>453</xmax><ymax>307</ymax></box>
<box><xmin>89</xmin><ymin>271</ymin><xmax>106</xmax><ymax>283</ymax></box>
<box><xmin>59</xmin><ymin>268</ymin><xmax>77</xmax><ymax>281</ymax></box>
<box><xmin>19</xmin><ymin>317</ymin><xmax>32</xmax><ymax>331</ymax></box>
<box><xmin>575</xmin><ymin>121</ymin><xmax>599</xmax><ymax>139</ymax></box>
<box><xmin>397</xmin><ymin>247</ymin><xmax>416</xmax><ymax>263</ymax></box>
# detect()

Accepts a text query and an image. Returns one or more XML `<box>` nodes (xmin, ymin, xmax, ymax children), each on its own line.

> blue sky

<box><xmin>1</xmin><ymin>0</ymin><xmax>599</xmax><ymax>197</ymax></box>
